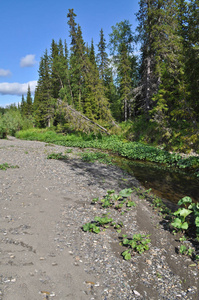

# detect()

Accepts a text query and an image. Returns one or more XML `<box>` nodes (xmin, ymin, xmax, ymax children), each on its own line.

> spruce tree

<box><xmin>26</xmin><ymin>85</ymin><xmax>33</xmax><ymax>117</ymax></box>
<box><xmin>33</xmin><ymin>50</ymin><xmax>55</xmax><ymax>127</ymax></box>
<box><xmin>117</xmin><ymin>43</ymin><xmax>132</xmax><ymax>121</ymax></box>
<box><xmin>69</xmin><ymin>23</ymin><xmax>85</xmax><ymax>112</ymax></box>
<box><xmin>89</xmin><ymin>39</ymin><xmax>97</xmax><ymax>67</ymax></box>
<box><xmin>109</xmin><ymin>20</ymin><xmax>136</xmax><ymax>121</ymax></box>
<box><xmin>184</xmin><ymin>0</ymin><xmax>199</xmax><ymax>121</ymax></box>
<box><xmin>97</xmin><ymin>29</ymin><xmax>109</xmax><ymax>80</ymax></box>
<box><xmin>96</xmin><ymin>29</ymin><xmax>118</xmax><ymax>119</ymax></box>
<box><xmin>20</xmin><ymin>95</ymin><xmax>26</xmax><ymax>117</ymax></box>
<box><xmin>67</xmin><ymin>9</ymin><xmax>113</xmax><ymax>122</ymax></box>
<box><xmin>50</xmin><ymin>39</ymin><xmax>61</xmax><ymax>99</ymax></box>
<box><xmin>136</xmin><ymin>0</ymin><xmax>157</xmax><ymax>119</ymax></box>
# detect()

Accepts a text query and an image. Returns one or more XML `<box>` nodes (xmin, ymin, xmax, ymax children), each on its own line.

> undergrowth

<box><xmin>16</xmin><ymin>129</ymin><xmax>199</xmax><ymax>178</ymax></box>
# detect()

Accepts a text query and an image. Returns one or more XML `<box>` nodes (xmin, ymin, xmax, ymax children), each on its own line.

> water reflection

<box><xmin>114</xmin><ymin>158</ymin><xmax>199</xmax><ymax>204</ymax></box>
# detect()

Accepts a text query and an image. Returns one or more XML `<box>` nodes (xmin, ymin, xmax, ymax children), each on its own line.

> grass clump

<box><xmin>0</xmin><ymin>163</ymin><xmax>19</xmax><ymax>170</ymax></box>
<box><xmin>47</xmin><ymin>152</ymin><xmax>68</xmax><ymax>160</ymax></box>
<box><xmin>80</xmin><ymin>151</ymin><xmax>113</xmax><ymax>164</ymax></box>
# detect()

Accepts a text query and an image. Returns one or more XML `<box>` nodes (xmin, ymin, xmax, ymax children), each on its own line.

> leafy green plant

<box><xmin>82</xmin><ymin>214</ymin><xmax>114</xmax><ymax>234</ymax></box>
<box><xmin>121</xmin><ymin>233</ymin><xmax>151</xmax><ymax>260</ymax></box>
<box><xmin>80</xmin><ymin>151</ymin><xmax>113</xmax><ymax>164</ymax></box>
<box><xmin>171</xmin><ymin>208</ymin><xmax>192</xmax><ymax>231</ymax></box>
<box><xmin>179</xmin><ymin>245</ymin><xmax>194</xmax><ymax>257</ymax></box>
<box><xmin>92</xmin><ymin>188</ymin><xmax>136</xmax><ymax>211</ymax></box>
<box><xmin>126</xmin><ymin>201</ymin><xmax>136</xmax><ymax>207</ymax></box>
<box><xmin>82</xmin><ymin>222</ymin><xmax>101</xmax><ymax>234</ymax></box>
<box><xmin>111</xmin><ymin>221</ymin><xmax>124</xmax><ymax>232</ymax></box>
<box><xmin>0</xmin><ymin>163</ymin><xmax>19</xmax><ymax>170</ymax></box>
<box><xmin>47</xmin><ymin>152</ymin><xmax>68</xmax><ymax>160</ymax></box>
<box><xmin>179</xmin><ymin>235</ymin><xmax>187</xmax><ymax>242</ymax></box>
<box><xmin>171</xmin><ymin>196</ymin><xmax>199</xmax><ymax>237</ymax></box>
<box><xmin>0</xmin><ymin>118</ymin><xmax>7</xmax><ymax>139</ymax></box>
<box><xmin>65</xmin><ymin>149</ymin><xmax>73</xmax><ymax>153</ymax></box>
<box><xmin>94</xmin><ymin>215</ymin><xmax>113</xmax><ymax>226</ymax></box>
<box><xmin>16</xmin><ymin>128</ymin><xmax>199</xmax><ymax>178</ymax></box>
<box><xmin>91</xmin><ymin>197</ymin><xmax>99</xmax><ymax>204</ymax></box>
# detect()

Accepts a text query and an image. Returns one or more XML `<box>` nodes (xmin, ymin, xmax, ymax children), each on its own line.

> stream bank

<box><xmin>0</xmin><ymin>137</ymin><xmax>198</xmax><ymax>299</ymax></box>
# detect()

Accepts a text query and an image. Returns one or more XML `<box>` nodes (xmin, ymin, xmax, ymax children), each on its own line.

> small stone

<box><xmin>94</xmin><ymin>282</ymin><xmax>100</xmax><ymax>287</ymax></box>
<box><xmin>133</xmin><ymin>290</ymin><xmax>141</xmax><ymax>296</ymax></box>
<box><xmin>50</xmin><ymin>292</ymin><xmax>55</xmax><ymax>297</ymax></box>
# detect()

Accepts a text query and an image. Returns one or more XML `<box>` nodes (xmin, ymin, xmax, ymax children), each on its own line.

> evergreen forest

<box><xmin>1</xmin><ymin>1</ymin><xmax>199</xmax><ymax>153</ymax></box>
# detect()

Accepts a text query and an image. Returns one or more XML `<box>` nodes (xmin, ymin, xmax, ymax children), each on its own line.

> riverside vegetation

<box><xmin>13</xmin><ymin>129</ymin><xmax>199</xmax><ymax>261</ymax></box>
<box><xmin>82</xmin><ymin>188</ymin><xmax>152</xmax><ymax>260</ymax></box>
<box><xmin>15</xmin><ymin>128</ymin><xmax>199</xmax><ymax>178</ymax></box>
<box><xmin>1</xmin><ymin>132</ymin><xmax>198</xmax><ymax>267</ymax></box>
<box><xmin>82</xmin><ymin>186</ymin><xmax>199</xmax><ymax>263</ymax></box>
<box><xmin>47</xmin><ymin>145</ymin><xmax>199</xmax><ymax>263</ymax></box>
<box><xmin>45</xmin><ymin>143</ymin><xmax>199</xmax><ymax>264</ymax></box>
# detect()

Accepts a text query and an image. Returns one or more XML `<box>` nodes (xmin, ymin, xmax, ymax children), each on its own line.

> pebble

<box><xmin>0</xmin><ymin>138</ymin><xmax>198</xmax><ymax>300</ymax></box>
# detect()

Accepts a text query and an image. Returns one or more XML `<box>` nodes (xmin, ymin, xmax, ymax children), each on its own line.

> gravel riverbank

<box><xmin>0</xmin><ymin>137</ymin><xmax>198</xmax><ymax>299</ymax></box>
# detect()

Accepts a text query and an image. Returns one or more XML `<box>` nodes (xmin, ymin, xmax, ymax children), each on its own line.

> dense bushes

<box><xmin>0</xmin><ymin>110</ymin><xmax>34</xmax><ymax>139</ymax></box>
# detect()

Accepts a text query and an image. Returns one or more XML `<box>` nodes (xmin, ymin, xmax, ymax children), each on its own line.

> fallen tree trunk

<box><xmin>57</xmin><ymin>99</ymin><xmax>111</xmax><ymax>135</ymax></box>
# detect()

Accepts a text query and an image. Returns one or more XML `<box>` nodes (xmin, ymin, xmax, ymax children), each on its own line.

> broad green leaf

<box><xmin>83</xmin><ymin>223</ymin><xmax>91</xmax><ymax>232</ymax></box>
<box><xmin>179</xmin><ymin>245</ymin><xmax>187</xmax><ymax>254</ymax></box>
<box><xmin>178</xmin><ymin>196</ymin><xmax>192</xmax><ymax>206</ymax></box>
<box><xmin>127</xmin><ymin>201</ymin><xmax>136</xmax><ymax>207</ymax></box>
<box><xmin>122</xmin><ymin>250</ymin><xmax>131</xmax><ymax>260</ymax></box>
<box><xmin>178</xmin><ymin>208</ymin><xmax>192</xmax><ymax>218</ymax></box>
<box><xmin>133</xmin><ymin>234</ymin><xmax>142</xmax><ymax>241</ymax></box>
<box><xmin>107</xmin><ymin>190</ymin><xmax>115</xmax><ymax>195</ymax></box>
<box><xmin>112</xmin><ymin>194</ymin><xmax>121</xmax><ymax>201</ymax></box>
<box><xmin>137</xmin><ymin>244</ymin><xmax>144</xmax><ymax>254</ymax></box>
<box><xmin>119</xmin><ymin>188</ymin><xmax>133</xmax><ymax>198</ymax></box>
<box><xmin>92</xmin><ymin>226</ymin><xmax>100</xmax><ymax>234</ymax></box>
<box><xmin>181</xmin><ymin>222</ymin><xmax>188</xmax><ymax>230</ymax></box>
<box><xmin>173</xmin><ymin>208</ymin><xmax>182</xmax><ymax>216</ymax></box>
<box><xmin>195</xmin><ymin>216</ymin><xmax>199</xmax><ymax>227</ymax></box>
<box><xmin>122</xmin><ymin>238</ymin><xmax>130</xmax><ymax>245</ymax></box>
<box><xmin>129</xmin><ymin>240</ymin><xmax>137</xmax><ymax>249</ymax></box>
<box><xmin>171</xmin><ymin>218</ymin><xmax>182</xmax><ymax>228</ymax></box>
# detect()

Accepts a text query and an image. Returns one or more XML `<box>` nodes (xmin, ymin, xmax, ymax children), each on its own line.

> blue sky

<box><xmin>0</xmin><ymin>0</ymin><xmax>140</xmax><ymax>108</ymax></box>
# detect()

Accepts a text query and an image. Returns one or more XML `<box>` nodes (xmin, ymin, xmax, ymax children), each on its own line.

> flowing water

<box><xmin>114</xmin><ymin>158</ymin><xmax>199</xmax><ymax>204</ymax></box>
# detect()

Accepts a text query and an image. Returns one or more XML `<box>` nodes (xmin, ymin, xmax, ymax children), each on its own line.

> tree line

<box><xmin>2</xmin><ymin>1</ymin><xmax>199</xmax><ymax>150</ymax></box>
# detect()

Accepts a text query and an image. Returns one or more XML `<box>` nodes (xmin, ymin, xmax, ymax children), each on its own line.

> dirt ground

<box><xmin>0</xmin><ymin>137</ymin><xmax>198</xmax><ymax>300</ymax></box>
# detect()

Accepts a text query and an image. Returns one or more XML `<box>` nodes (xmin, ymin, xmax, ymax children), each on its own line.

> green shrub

<box><xmin>0</xmin><ymin>117</ymin><xmax>7</xmax><ymax>138</ymax></box>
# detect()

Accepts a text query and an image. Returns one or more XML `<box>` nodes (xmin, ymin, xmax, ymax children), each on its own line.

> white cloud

<box><xmin>0</xmin><ymin>81</ymin><xmax>37</xmax><ymax>96</ymax></box>
<box><xmin>0</xmin><ymin>69</ymin><xmax>12</xmax><ymax>77</ymax></box>
<box><xmin>20</xmin><ymin>54</ymin><xmax>37</xmax><ymax>67</ymax></box>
